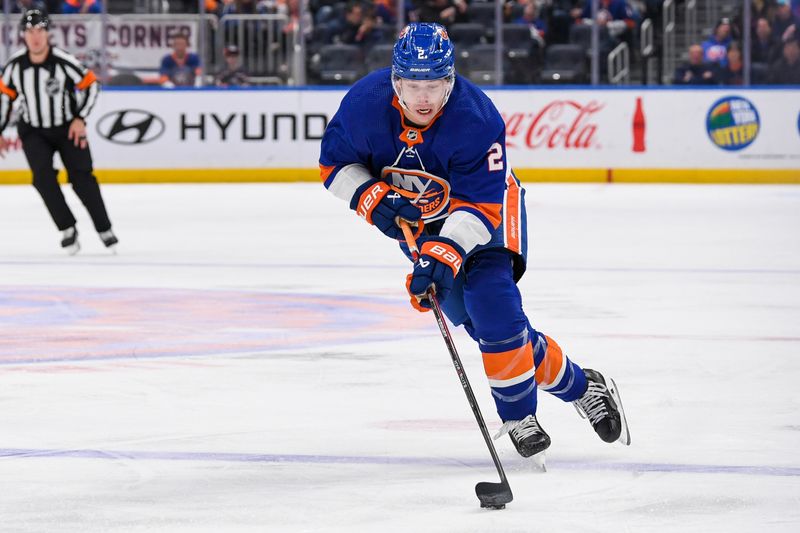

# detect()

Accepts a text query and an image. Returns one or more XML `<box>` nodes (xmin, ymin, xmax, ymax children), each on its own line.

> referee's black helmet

<box><xmin>20</xmin><ymin>9</ymin><xmax>50</xmax><ymax>32</ymax></box>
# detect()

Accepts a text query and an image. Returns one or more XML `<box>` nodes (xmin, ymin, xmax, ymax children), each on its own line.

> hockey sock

<box><xmin>480</xmin><ymin>326</ymin><xmax>538</xmax><ymax>421</ymax></box>
<box><xmin>532</xmin><ymin>333</ymin><xmax>587</xmax><ymax>402</ymax></box>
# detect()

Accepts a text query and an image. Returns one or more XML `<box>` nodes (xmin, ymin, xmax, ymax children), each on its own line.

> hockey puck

<box><xmin>480</xmin><ymin>503</ymin><xmax>506</xmax><ymax>510</ymax></box>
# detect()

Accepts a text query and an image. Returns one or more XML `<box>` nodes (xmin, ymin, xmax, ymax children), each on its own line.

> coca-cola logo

<box><xmin>503</xmin><ymin>100</ymin><xmax>604</xmax><ymax>150</ymax></box>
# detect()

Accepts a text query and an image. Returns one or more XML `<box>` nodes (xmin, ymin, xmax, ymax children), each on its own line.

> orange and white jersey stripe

<box><xmin>503</xmin><ymin>172</ymin><xmax>523</xmax><ymax>255</ymax></box>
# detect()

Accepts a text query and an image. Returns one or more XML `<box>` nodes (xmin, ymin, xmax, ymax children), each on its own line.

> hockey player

<box><xmin>319</xmin><ymin>23</ymin><xmax>630</xmax><ymax>457</ymax></box>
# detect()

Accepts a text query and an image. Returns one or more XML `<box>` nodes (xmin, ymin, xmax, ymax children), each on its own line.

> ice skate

<box><xmin>495</xmin><ymin>414</ymin><xmax>551</xmax><ymax>458</ymax></box>
<box><xmin>60</xmin><ymin>226</ymin><xmax>80</xmax><ymax>255</ymax></box>
<box><xmin>572</xmin><ymin>369</ymin><xmax>631</xmax><ymax>445</ymax></box>
<box><xmin>99</xmin><ymin>229</ymin><xmax>118</xmax><ymax>252</ymax></box>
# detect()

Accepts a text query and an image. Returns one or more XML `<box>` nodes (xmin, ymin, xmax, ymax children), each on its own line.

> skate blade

<box><xmin>608</xmin><ymin>377</ymin><xmax>631</xmax><ymax>446</ymax></box>
<box><xmin>64</xmin><ymin>242</ymin><xmax>80</xmax><ymax>256</ymax></box>
<box><xmin>531</xmin><ymin>451</ymin><xmax>547</xmax><ymax>472</ymax></box>
<box><xmin>506</xmin><ymin>449</ymin><xmax>547</xmax><ymax>473</ymax></box>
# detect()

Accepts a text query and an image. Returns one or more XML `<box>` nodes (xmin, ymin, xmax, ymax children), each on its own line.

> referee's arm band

<box><xmin>0</xmin><ymin>79</ymin><xmax>17</xmax><ymax>100</ymax></box>
<box><xmin>76</xmin><ymin>70</ymin><xmax>97</xmax><ymax>91</ymax></box>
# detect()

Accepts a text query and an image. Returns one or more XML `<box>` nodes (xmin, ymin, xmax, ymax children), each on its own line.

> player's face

<box><xmin>397</xmin><ymin>78</ymin><xmax>449</xmax><ymax>125</ymax></box>
<box><xmin>24</xmin><ymin>27</ymin><xmax>49</xmax><ymax>55</ymax></box>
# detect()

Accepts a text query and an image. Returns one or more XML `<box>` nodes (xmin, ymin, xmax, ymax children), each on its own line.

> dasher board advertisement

<box><xmin>1</xmin><ymin>88</ymin><xmax>798</xmax><ymax>184</ymax></box>
<box><xmin>1</xmin><ymin>16</ymin><xmax>201</xmax><ymax>70</ymax></box>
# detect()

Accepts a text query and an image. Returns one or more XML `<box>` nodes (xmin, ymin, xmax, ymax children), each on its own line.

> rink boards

<box><xmin>0</xmin><ymin>86</ymin><xmax>798</xmax><ymax>184</ymax></box>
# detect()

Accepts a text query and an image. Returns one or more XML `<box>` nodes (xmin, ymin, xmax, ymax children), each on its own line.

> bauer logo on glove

<box><xmin>355</xmin><ymin>182</ymin><xmax>389</xmax><ymax>224</ymax></box>
<box><xmin>406</xmin><ymin>237</ymin><xmax>465</xmax><ymax>312</ymax></box>
<box><xmin>350</xmin><ymin>179</ymin><xmax>422</xmax><ymax>240</ymax></box>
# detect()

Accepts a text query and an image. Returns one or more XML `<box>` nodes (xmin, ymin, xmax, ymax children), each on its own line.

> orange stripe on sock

<box><xmin>482</xmin><ymin>342</ymin><xmax>534</xmax><ymax>382</ymax></box>
<box><xmin>534</xmin><ymin>335</ymin><xmax>565</xmax><ymax>386</ymax></box>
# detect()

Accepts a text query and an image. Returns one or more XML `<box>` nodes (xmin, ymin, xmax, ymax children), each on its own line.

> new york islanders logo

<box><xmin>381</xmin><ymin>166</ymin><xmax>450</xmax><ymax>220</ymax></box>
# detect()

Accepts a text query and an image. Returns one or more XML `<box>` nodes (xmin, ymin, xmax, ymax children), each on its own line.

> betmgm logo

<box><xmin>381</xmin><ymin>166</ymin><xmax>451</xmax><ymax>220</ymax></box>
<box><xmin>96</xmin><ymin>109</ymin><xmax>165</xmax><ymax>145</ymax></box>
<box><xmin>706</xmin><ymin>96</ymin><xmax>760</xmax><ymax>151</ymax></box>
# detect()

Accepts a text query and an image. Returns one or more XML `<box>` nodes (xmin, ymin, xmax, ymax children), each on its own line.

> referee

<box><xmin>0</xmin><ymin>9</ymin><xmax>117</xmax><ymax>254</ymax></box>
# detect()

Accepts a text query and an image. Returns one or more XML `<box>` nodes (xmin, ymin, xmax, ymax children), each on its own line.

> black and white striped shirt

<box><xmin>0</xmin><ymin>45</ymin><xmax>99</xmax><ymax>132</ymax></box>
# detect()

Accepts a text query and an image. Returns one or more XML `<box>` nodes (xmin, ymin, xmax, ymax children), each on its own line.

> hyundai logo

<box><xmin>96</xmin><ymin>109</ymin><xmax>165</xmax><ymax>145</ymax></box>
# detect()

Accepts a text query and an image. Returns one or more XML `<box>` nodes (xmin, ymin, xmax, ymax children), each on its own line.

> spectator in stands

<box><xmin>222</xmin><ymin>0</ymin><xmax>271</xmax><ymax>15</ymax></box>
<box><xmin>12</xmin><ymin>0</ymin><xmax>47</xmax><ymax>14</ymax></box>
<box><xmin>752</xmin><ymin>17</ymin><xmax>781</xmax><ymax>65</ymax></box>
<box><xmin>753</xmin><ymin>0</ymin><xmax>777</xmax><ymax>20</ymax></box>
<box><xmin>222</xmin><ymin>0</ymin><xmax>271</xmax><ymax>16</ymax></box>
<box><xmin>373</xmin><ymin>0</ymin><xmax>397</xmax><ymax>25</ymax></box>
<box><xmin>773</xmin><ymin>0</ymin><xmax>798</xmax><ymax>42</ymax></box>
<box><xmin>159</xmin><ymin>34</ymin><xmax>202</xmax><ymax>87</ymax></box>
<box><xmin>513</xmin><ymin>0</ymin><xmax>547</xmax><ymax>47</ymax></box>
<box><xmin>673</xmin><ymin>43</ymin><xmax>720</xmax><ymax>85</ymax></box>
<box><xmin>570</xmin><ymin>2</ymin><xmax>624</xmax><ymax>61</ymax></box>
<box><xmin>61</xmin><ymin>0</ymin><xmax>101</xmax><ymax>14</ymax></box>
<box><xmin>215</xmin><ymin>44</ymin><xmax>249</xmax><ymax>86</ymax></box>
<box><xmin>767</xmin><ymin>35</ymin><xmax>800</xmax><ymax>83</ymax></box>
<box><xmin>575</xmin><ymin>0</ymin><xmax>633</xmax><ymax>24</ymax></box>
<box><xmin>539</xmin><ymin>0</ymin><xmax>571</xmax><ymax>42</ymax></box>
<box><xmin>331</xmin><ymin>1</ymin><xmax>380</xmax><ymax>47</ymax></box>
<box><xmin>410</xmin><ymin>0</ymin><xmax>469</xmax><ymax>27</ymax></box>
<box><xmin>574</xmin><ymin>0</ymin><xmax>635</xmax><ymax>45</ymax></box>
<box><xmin>719</xmin><ymin>44</ymin><xmax>744</xmax><ymax>85</ymax></box>
<box><xmin>538</xmin><ymin>0</ymin><xmax>571</xmax><ymax>44</ymax></box>
<box><xmin>278</xmin><ymin>0</ymin><xmax>314</xmax><ymax>40</ymax></box>
<box><xmin>702</xmin><ymin>18</ymin><xmax>733</xmax><ymax>68</ymax></box>
<box><xmin>175</xmin><ymin>0</ymin><xmax>221</xmax><ymax>13</ymax></box>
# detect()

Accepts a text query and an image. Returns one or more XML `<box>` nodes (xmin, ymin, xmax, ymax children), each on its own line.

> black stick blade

<box><xmin>476</xmin><ymin>481</ymin><xmax>513</xmax><ymax>510</ymax></box>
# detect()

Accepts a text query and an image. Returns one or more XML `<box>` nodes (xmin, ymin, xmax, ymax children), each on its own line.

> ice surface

<box><xmin>1</xmin><ymin>183</ymin><xmax>798</xmax><ymax>532</ymax></box>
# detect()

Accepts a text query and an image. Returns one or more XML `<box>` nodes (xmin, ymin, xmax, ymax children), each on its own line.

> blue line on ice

<box><xmin>1</xmin><ymin>259</ymin><xmax>800</xmax><ymax>275</ymax></box>
<box><xmin>1</xmin><ymin>448</ymin><xmax>797</xmax><ymax>477</ymax></box>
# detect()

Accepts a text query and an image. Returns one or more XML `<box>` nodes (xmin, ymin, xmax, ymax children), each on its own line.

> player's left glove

<box><xmin>350</xmin><ymin>179</ymin><xmax>422</xmax><ymax>240</ymax></box>
<box><xmin>406</xmin><ymin>237</ymin><xmax>465</xmax><ymax>312</ymax></box>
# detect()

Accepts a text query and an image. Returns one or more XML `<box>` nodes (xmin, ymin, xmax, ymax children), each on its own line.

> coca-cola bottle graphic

<box><xmin>632</xmin><ymin>96</ymin><xmax>646</xmax><ymax>153</ymax></box>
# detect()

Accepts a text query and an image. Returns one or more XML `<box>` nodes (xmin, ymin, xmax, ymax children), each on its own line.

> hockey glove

<box><xmin>405</xmin><ymin>237</ymin><xmax>465</xmax><ymax>312</ymax></box>
<box><xmin>350</xmin><ymin>179</ymin><xmax>422</xmax><ymax>240</ymax></box>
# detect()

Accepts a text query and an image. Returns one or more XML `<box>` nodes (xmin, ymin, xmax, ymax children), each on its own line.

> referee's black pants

<box><xmin>18</xmin><ymin>122</ymin><xmax>112</xmax><ymax>233</ymax></box>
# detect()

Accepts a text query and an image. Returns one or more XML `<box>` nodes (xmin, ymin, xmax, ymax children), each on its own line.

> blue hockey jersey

<box><xmin>319</xmin><ymin>68</ymin><xmax>525</xmax><ymax>260</ymax></box>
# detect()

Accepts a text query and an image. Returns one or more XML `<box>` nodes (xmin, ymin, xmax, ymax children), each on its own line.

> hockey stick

<box><xmin>399</xmin><ymin>220</ymin><xmax>513</xmax><ymax>510</ymax></box>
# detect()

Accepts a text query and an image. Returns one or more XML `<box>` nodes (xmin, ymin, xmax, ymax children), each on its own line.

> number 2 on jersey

<box><xmin>487</xmin><ymin>142</ymin><xmax>504</xmax><ymax>172</ymax></box>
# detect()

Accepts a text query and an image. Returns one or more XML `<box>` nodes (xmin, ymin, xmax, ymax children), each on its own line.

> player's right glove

<box><xmin>350</xmin><ymin>179</ymin><xmax>422</xmax><ymax>240</ymax></box>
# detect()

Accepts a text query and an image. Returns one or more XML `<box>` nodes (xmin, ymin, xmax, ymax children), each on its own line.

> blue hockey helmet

<box><xmin>392</xmin><ymin>23</ymin><xmax>455</xmax><ymax>81</ymax></box>
<box><xmin>20</xmin><ymin>9</ymin><xmax>50</xmax><ymax>32</ymax></box>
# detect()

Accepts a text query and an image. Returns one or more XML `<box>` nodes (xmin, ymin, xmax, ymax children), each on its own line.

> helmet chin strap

<box><xmin>392</xmin><ymin>74</ymin><xmax>456</xmax><ymax>116</ymax></box>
